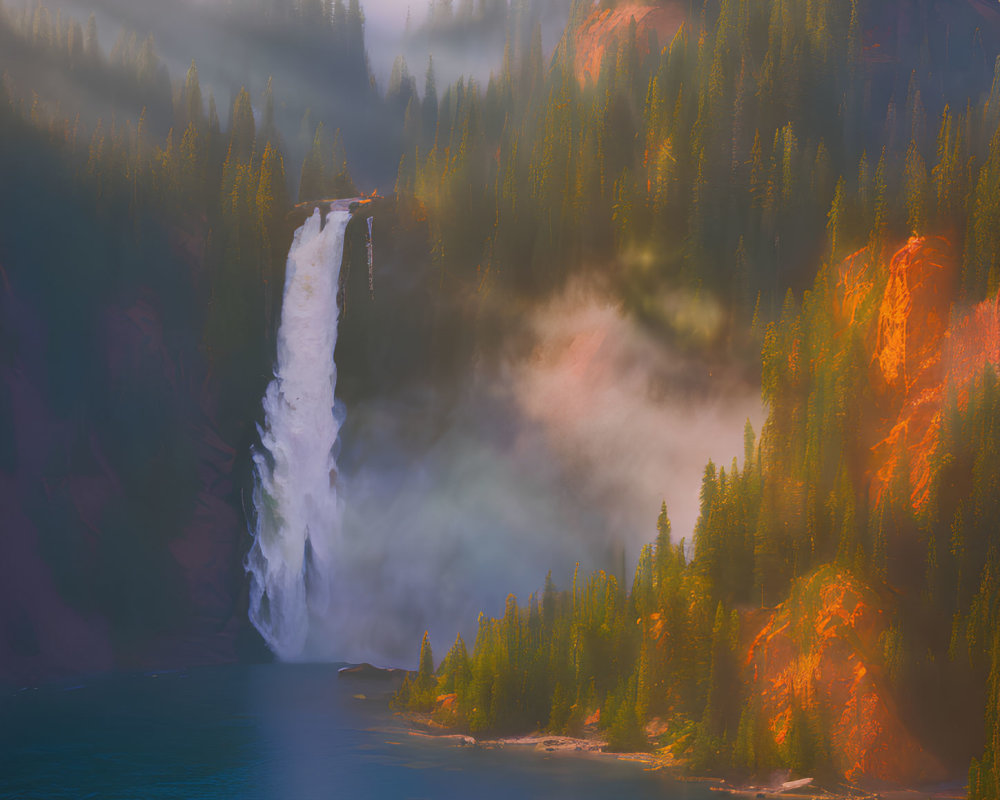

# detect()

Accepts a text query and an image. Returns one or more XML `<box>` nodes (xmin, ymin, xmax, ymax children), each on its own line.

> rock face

<box><xmin>0</xmin><ymin>247</ymin><xmax>255</xmax><ymax>687</ymax></box>
<box><xmin>743</xmin><ymin>235</ymin><xmax>1000</xmax><ymax>783</ymax></box>
<box><xmin>835</xmin><ymin>246</ymin><xmax>881</xmax><ymax>327</ymax></box>
<box><xmin>873</xmin><ymin>237</ymin><xmax>954</xmax><ymax>399</ymax></box>
<box><xmin>854</xmin><ymin>236</ymin><xmax>1000</xmax><ymax>508</ymax></box>
<box><xmin>945</xmin><ymin>291</ymin><xmax>1000</xmax><ymax>390</ymax></box>
<box><xmin>869</xmin><ymin>236</ymin><xmax>955</xmax><ymax>507</ymax></box>
<box><xmin>572</xmin><ymin>1</ymin><xmax>686</xmax><ymax>84</ymax></box>
<box><xmin>338</xmin><ymin>663</ymin><xmax>406</xmax><ymax>681</ymax></box>
<box><xmin>744</xmin><ymin>567</ymin><xmax>945</xmax><ymax>785</ymax></box>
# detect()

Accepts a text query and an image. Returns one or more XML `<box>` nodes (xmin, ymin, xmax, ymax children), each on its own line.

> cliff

<box><xmin>743</xmin><ymin>567</ymin><xmax>945</xmax><ymax>785</ymax></box>
<box><xmin>569</xmin><ymin>0</ymin><xmax>1000</xmax><ymax>87</ymax></box>
<box><xmin>739</xmin><ymin>235</ymin><xmax>1000</xmax><ymax>784</ymax></box>
<box><xmin>838</xmin><ymin>236</ymin><xmax>1000</xmax><ymax>509</ymax></box>
<box><xmin>0</xmin><ymin>234</ymin><xmax>257</xmax><ymax>686</ymax></box>
<box><xmin>869</xmin><ymin>236</ymin><xmax>955</xmax><ymax>508</ymax></box>
<box><xmin>572</xmin><ymin>1</ymin><xmax>686</xmax><ymax>84</ymax></box>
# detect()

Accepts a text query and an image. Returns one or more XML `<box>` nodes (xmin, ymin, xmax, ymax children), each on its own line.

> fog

<box><xmin>13</xmin><ymin>0</ymin><xmax>405</xmax><ymax>186</ymax></box>
<box><xmin>1</xmin><ymin>0</ymin><xmax>765</xmax><ymax>666</ymax></box>
<box><xmin>12</xmin><ymin>0</ymin><xmax>573</xmax><ymax>188</ymax></box>
<box><xmin>320</xmin><ymin>282</ymin><xmax>764</xmax><ymax>665</ymax></box>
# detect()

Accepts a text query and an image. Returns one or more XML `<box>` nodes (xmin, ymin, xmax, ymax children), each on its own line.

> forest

<box><xmin>3</xmin><ymin>0</ymin><xmax>1000</xmax><ymax>793</ymax></box>
<box><xmin>389</xmin><ymin>0</ymin><xmax>1000</xmax><ymax>790</ymax></box>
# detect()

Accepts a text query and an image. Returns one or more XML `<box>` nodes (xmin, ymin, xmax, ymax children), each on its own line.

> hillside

<box><xmin>572</xmin><ymin>1</ymin><xmax>686</xmax><ymax>84</ymax></box>
<box><xmin>567</xmin><ymin>0</ymin><xmax>1000</xmax><ymax>89</ymax></box>
<box><xmin>396</xmin><ymin>225</ymin><xmax>1000</xmax><ymax>785</ymax></box>
<box><xmin>743</xmin><ymin>567</ymin><xmax>944</xmax><ymax>784</ymax></box>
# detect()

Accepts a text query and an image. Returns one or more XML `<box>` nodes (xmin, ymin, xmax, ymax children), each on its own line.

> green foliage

<box><xmin>391</xmin><ymin>631</ymin><xmax>441</xmax><ymax>714</ymax></box>
<box><xmin>418</xmin><ymin>630</ymin><xmax>436</xmax><ymax>690</ymax></box>
<box><xmin>783</xmin><ymin>700</ymin><xmax>828</xmax><ymax>777</ymax></box>
<box><xmin>0</xmin><ymin>1</ymin><xmax>374</xmax><ymax>652</ymax></box>
<box><xmin>399</xmin><ymin>507</ymin><xmax>718</xmax><ymax>754</ymax></box>
<box><xmin>404</xmin><ymin>194</ymin><xmax>1000</xmax><ymax>785</ymax></box>
<box><xmin>604</xmin><ymin>674</ymin><xmax>648</xmax><ymax>753</ymax></box>
<box><xmin>298</xmin><ymin>124</ymin><xmax>357</xmax><ymax>202</ymax></box>
<box><xmin>10</xmin><ymin>0</ymin><xmax>1000</xmax><ymax>783</ymax></box>
<box><xmin>880</xmin><ymin>622</ymin><xmax>905</xmax><ymax>686</ymax></box>
<box><xmin>398</xmin><ymin>0</ymin><xmax>1000</xmax><ymax>340</ymax></box>
<box><xmin>970</xmin><ymin>628</ymin><xmax>1000</xmax><ymax>800</ymax></box>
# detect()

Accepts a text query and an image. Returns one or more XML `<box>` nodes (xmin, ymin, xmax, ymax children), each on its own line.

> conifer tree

<box><xmin>904</xmin><ymin>138</ymin><xmax>928</xmax><ymax>234</ymax></box>
<box><xmin>229</xmin><ymin>87</ymin><xmax>256</xmax><ymax>163</ymax></box>
<box><xmin>417</xmin><ymin>631</ymin><xmax>436</xmax><ymax>691</ymax></box>
<box><xmin>298</xmin><ymin>123</ymin><xmax>328</xmax><ymax>202</ymax></box>
<box><xmin>183</xmin><ymin>60</ymin><xmax>204</xmax><ymax>132</ymax></box>
<box><xmin>83</xmin><ymin>12</ymin><xmax>99</xmax><ymax>61</ymax></box>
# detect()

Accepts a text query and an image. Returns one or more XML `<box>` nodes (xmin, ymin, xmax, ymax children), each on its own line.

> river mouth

<box><xmin>0</xmin><ymin>664</ymin><xmax>707</xmax><ymax>799</ymax></box>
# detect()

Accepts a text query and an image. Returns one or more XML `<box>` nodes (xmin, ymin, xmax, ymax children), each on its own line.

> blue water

<box><xmin>0</xmin><ymin>664</ymin><xmax>712</xmax><ymax>800</ymax></box>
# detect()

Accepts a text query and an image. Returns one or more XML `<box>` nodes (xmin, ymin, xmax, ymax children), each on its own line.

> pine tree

<box><xmin>183</xmin><ymin>60</ymin><xmax>204</xmax><ymax>132</ymax></box>
<box><xmin>904</xmin><ymin>137</ymin><xmax>928</xmax><ymax>234</ymax></box>
<box><xmin>83</xmin><ymin>12</ymin><xmax>99</xmax><ymax>61</ymax></box>
<box><xmin>869</xmin><ymin>148</ymin><xmax>888</xmax><ymax>257</ymax></box>
<box><xmin>229</xmin><ymin>87</ymin><xmax>256</xmax><ymax>163</ymax></box>
<box><xmin>330</xmin><ymin>127</ymin><xmax>356</xmax><ymax>196</ymax></box>
<box><xmin>632</xmin><ymin>544</ymin><xmax>655</xmax><ymax>620</ymax></box>
<box><xmin>827</xmin><ymin>176</ymin><xmax>846</xmax><ymax>264</ymax></box>
<box><xmin>298</xmin><ymin>124</ymin><xmax>328</xmax><ymax>202</ymax></box>
<box><xmin>423</xmin><ymin>56</ymin><xmax>439</xmax><ymax>151</ymax></box>
<box><xmin>439</xmin><ymin>633</ymin><xmax>471</xmax><ymax>696</ymax></box>
<box><xmin>932</xmin><ymin>104</ymin><xmax>959</xmax><ymax>225</ymax></box>
<box><xmin>259</xmin><ymin>77</ymin><xmax>277</xmax><ymax>147</ymax></box>
<box><xmin>417</xmin><ymin>631</ymin><xmax>436</xmax><ymax>691</ymax></box>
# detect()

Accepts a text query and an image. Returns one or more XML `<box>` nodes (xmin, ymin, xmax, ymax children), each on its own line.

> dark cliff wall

<box><xmin>0</xmin><ymin>122</ymin><xmax>269</xmax><ymax>685</ymax></box>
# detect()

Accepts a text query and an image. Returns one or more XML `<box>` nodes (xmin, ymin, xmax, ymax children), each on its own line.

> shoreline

<box><xmin>400</xmin><ymin>716</ymin><xmax>743</xmax><ymax>787</ymax></box>
<box><xmin>396</xmin><ymin>715</ymin><xmax>966</xmax><ymax>800</ymax></box>
<box><xmin>335</xmin><ymin>670</ymin><xmax>968</xmax><ymax>800</ymax></box>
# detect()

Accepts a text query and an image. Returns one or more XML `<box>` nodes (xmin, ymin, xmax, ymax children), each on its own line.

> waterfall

<box><xmin>246</xmin><ymin>202</ymin><xmax>353</xmax><ymax>661</ymax></box>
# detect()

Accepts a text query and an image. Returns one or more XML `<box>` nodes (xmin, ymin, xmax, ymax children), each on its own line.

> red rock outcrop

<box><xmin>862</xmin><ymin>236</ymin><xmax>1000</xmax><ymax>508</ymax></box>
<box><xmin>868</xmin><ymin>236</ymin><xmax>955</xmax><ymax>506</ymax></box>
<box><xmin>573</xmin><ymin>1</ymin><xmax>686</xmax><ymax>84</ymax></box>
<box><xmin>873</xmin><ymin>237</ymin><xmax>954</xmax><ymax>398</ymax></box>
<box><xmin>744</xmin><ymin>567</ymin><xmax>945</xmax><ymax>784</ymax></box>
<box><xmin>835</xmin><ymin>246</ymin><xmax>880</xmax><ymax>327</ymax></box>
<box><xmin>943</xmin><ymin>291</ymin><xmax>1000</xmax><ymax>392</ymax></box>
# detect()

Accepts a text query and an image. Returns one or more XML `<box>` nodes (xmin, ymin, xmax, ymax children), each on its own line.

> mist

<box><xmin>2</xmin><ymin>0</ymin><xmax>762</xmax><ymax>668</ymax></box>
<box><xmin>7</xmin><ymin>0</ymin><xmax>405</xmax><ymax>186</ymax></box>
<box><xmin>9</xmin><ymin>0</ymin><xmax>574</xmax><ymax>189</ymax></box>
<box><xmin>315</xmin><ymin>282</ymin><xmax>764</xmax><ymax>666</ymax></box>
<box><xmin>377</xmin><ymin>0</ymin><xmax>575</xmax><ymax>88</ymax></box>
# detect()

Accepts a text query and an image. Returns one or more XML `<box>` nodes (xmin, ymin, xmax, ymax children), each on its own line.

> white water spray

<box><xmin>246</xmin><ymin>202</ymin><xmax>354</xmax><ymax>661</ymax></box>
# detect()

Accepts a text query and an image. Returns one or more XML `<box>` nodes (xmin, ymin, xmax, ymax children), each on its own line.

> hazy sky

<box><xmin>363</xmin><ymin>0</ymin><xmax>417</xmax><ymax>27</ymax></box>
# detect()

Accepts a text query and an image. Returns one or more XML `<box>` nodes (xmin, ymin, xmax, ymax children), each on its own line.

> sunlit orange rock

<box><xmin>943</xmin><ymin>291</ymin><xmax>1000</xmax><ymax>391</ymax></box>
<box><xmin>835</xmin><ymin>246</ymin><xmax>879</xmax><ymax>327</ymax></box>
<box><xmin>867</xmin><ymin>236</ymin><xmax>954</xmax><ymax>507</ymax></box>
<box><xmin>897</xmin><ymin>290</ymin><xmax>1000</xmax><ymax>504</ymax></box>
<box><xmin>436</xmin><ymin>693</ymin><xmax>458</xmax><ymax>712</ymax></box>
<box><xmin>874</xmin><ymin>236</ymin><xmax>954</xmax><ymax>397</ymax></box>
<box><xmin>744</xmin><ymin>567</ymin><xmax>945</xmax><ymax>784</ymax></box>
<box><xmin>862</xmin><ymin>236</ymin><xmax>1000</xmax><ymax>507</ymax></box>
<box><xmin>573</xmin><ymin>1</ymin><xmax>686</xmax><ymax>85</ymax></box>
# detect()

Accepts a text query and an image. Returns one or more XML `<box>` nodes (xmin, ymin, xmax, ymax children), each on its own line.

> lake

<box><xmin>0</xmin><ymin>664</ymin><xmax>714</xmax><ymax>799</ymax></box>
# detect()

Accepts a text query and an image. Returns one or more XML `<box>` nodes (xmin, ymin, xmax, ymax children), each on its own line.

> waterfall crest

<box><xmin>246</xmin><ymin>203</ymin><xmax>352</xmax><ymax>661</ymax></box>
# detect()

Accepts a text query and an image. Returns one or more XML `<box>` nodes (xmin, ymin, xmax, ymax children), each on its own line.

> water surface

<box><xmin>0</xmin><ymin>664</ymin><xmax>713</xmax><ymax>799</ymax></box>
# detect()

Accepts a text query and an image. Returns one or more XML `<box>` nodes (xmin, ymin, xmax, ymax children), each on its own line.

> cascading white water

<box><xmin>246</xmin><ymin>202</ymin><xmax>353</xmax><ymax>661</ymax></box>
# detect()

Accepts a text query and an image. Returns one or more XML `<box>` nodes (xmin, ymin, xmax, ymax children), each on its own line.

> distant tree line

<box><xmin>395</xmin><ymin>0</ymin><xmax>1000</xmax><ymax>336</ymax></box>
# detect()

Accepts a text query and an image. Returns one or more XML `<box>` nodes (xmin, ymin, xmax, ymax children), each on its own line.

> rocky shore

<box><xmin>397</xmin><ymin>714</ymin><xmax>967</xmax><ymax>800</ymax></box>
